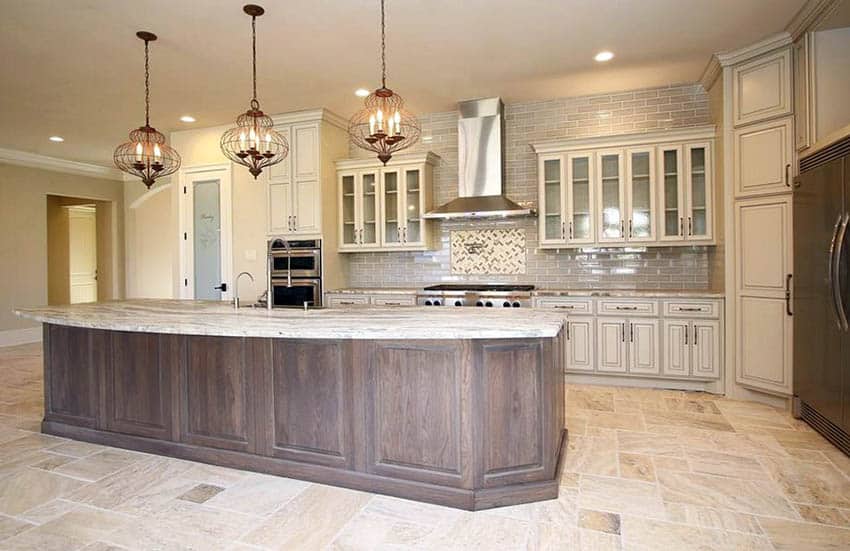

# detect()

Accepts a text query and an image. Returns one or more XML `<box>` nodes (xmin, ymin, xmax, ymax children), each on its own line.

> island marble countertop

<box><xmin>15</xmin><ymin>300</ymin><xmax>564</xmax><ymax>340</ymax></box>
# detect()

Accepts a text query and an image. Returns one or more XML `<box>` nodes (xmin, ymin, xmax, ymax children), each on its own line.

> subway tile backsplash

<box><xmin>346</xmin><ymin>83</ymin><xmax>716</xmax><ymax>290</ymax></box>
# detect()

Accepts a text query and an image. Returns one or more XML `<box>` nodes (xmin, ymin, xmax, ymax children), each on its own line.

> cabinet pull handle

<box><xmin>403</xmin><ymin>227</ymin><xmax>407</xmax><ymax>243</ymax></box>
<box><xmin>677</xmin><ymin>307</ymin><xmax>703</xmax><ymax>312</ymax></box>
<box><xmin>554</xmin><ymin>305</ymin><xmax>575</xmax><ymax>309</ymax></box>
<box><xmin>569</xmin><ymin>220</ymin><xmax>573</xmax><ymax>240</ymax></box>
<box><xmin>621</xmin><ymin>322</ymin><xmax>625</xmax><ymax>342</ymax></box>
<box><xmin>786</xmin><ymin>274</ymin><xmax>793</xmax><ymax>316</ymax></box>
<box><xmin>630</xmin><ymin>323</ymin><xmax>634</xmax><ymax>342</ymax></box>
<box><xmin>293</xmin><ymin>215</ymin><xmax>297</xmax><ymax>230</ymax></box>
<box><xmin>382</xmin><ymin>302</ymin><xmax>401</xmax><ymax>306</ymax></box>
<box><xmin>561</xmin><ymin>221</ymin><xmax>566</xmax><ymax>240</ymax></box>
<box><xmin>694</xmin><ymin>325</ymin><xmax>698</xmax><ymax>345</ymax></box>
<box><xmin>629</xmin><ymin>219</ymin><xmax>633</xmax><ymax>238</ymax></box>
<box><xmin>339</xmin><ymin>301</ymin><xmax>356</xmax><ymax>305</ymax></box>
<box><xmin>614</xmin><ymin>306</ymin><xmax>638</xmax><ymax>311</ymax></box>
<box><xmin>566</xmin><ymin>321</ymin><xmax>570</xmax><ymax>340</ymax></box>
<box><xmin>688</xmin><ymin>217</ymin><xmax>693</xmax><ymax>236</ymax></box>
<box><xmin>620</xmin><ymin>220</ymin><xmax>625</xmax><ymax>237</ymax></box>
<box><xmin>397</xmin><ymin>226</ymin><xmax>401</xmax><ymax>242</ymax></box>
<box><xmin>685</xmin><ymin>326</ymin><xmax>688</xmax><ymax>345</ymax></box>
<box><xmin>785</xmin><ymin>164</ymin><xmax>791</xmax><ymax>188</ymax></box>
<box><xmin>679</xmin><ymin>217</ymin><xmax>684</xmax><ymax>236</ymax></box>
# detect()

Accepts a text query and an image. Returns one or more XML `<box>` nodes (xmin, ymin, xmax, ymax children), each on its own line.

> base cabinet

<box><xmin>662</xmin><ymin>320</ymin><xmax>721</xmax><ymax>379</ymax></box>
<box><xmin>565</xmin><ymin>317</ymin><xmax>595</xmax><ymax>372</ymax></box>
<box><xmin>596</xmin><ymin>318</ymin><xmax>628</xmax><ymax>373</ymax></box>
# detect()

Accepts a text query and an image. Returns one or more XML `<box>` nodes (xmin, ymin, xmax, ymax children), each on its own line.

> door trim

<box><xmin>178</xmin><ymin>163</ymin><xmax>233</xmax><ymax>300</ymax></box>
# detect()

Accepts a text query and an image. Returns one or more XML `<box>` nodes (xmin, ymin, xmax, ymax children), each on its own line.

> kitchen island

<box><xmin>16</xmin><ymin>300</ymin><xmax>566</xmax><ymax>510</ymax></box>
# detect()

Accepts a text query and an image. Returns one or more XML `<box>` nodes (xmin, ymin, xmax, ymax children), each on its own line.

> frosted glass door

<box><xmin>193</xmin><ymin>179</ymin><xmax>222</xmax><ymax>300</ymax></box>
<box><xmin>404</xmin><ymin>168</ymin><xmax>422</xmax><ymax>244</ymax></box>
<box><xmin>598</xmin><ymin>153</ymin><xmax>624</xmax><ymax>241</ymax></box>
<box><xmin>659</xmin><ymin>147</ymin><xmax>683</xmax><ymax>240</ymax></box>
<box><xmin>627</xmin><ymin>149</ymin><xmax>654</xmax><ymax>240</ymax></box>
<box><xmin>568</xmin><ymin>154</ymin><xmax>593</xmax><ymax>243</ymax></box>
<box><xmin>360</xmin><ymin>171</ymin><xmax>379</xmax><ymax>245</ymax></box>
<box><xmin>687</xmin><ymin>144</ymin><xmax>711</xmax><ymax>239</ymax></box>
<box><xmin>340</xmin><ymin>174</ymin><xmax>357</xmax><ymax>246</ymax></box>
<box><xmin>382</xmin><ymin>169</ymin><xmax>401</xmax><ymax>245</ymax></box>
<box><xmin>541</xmin><ymin>158</ymin><xmax>564</xmax><ymax>243</ymax></box>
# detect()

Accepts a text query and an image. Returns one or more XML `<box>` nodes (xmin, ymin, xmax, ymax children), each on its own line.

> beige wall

<box><xmin>124</xmin><ymin>182</ymin><xmax>174</xmax><ymax>298</ymax></box>
<box><xmin>0</xmin><ymin>163</ymin><xmax>124</xmax><ymax>334</ymax></box>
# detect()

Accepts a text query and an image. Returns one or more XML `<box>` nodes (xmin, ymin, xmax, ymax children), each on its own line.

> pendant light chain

<box><xmin>251</xmin><ymin>14</ymin><xmax>258</xmax><ymax>104</ymax></box>
<box><xmin>380</xmin><ymin>0</ymin><xmax>386</xmax><ymax>88</ymax></box>
<box><xmin>144</xmin><ymin>38</ymin><xmax>151</xmax><ymax>127</ymax></box>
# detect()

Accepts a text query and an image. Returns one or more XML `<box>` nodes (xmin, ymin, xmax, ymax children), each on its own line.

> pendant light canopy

<box><xmin>220</xmin><ymin>4</ymin><xmax>288</xmax><ymax>179</ymax></box>
<box><xmin>114</xmin><ymin>32</ymin><xmax>181</xmax><ymax>189</ymax></box>
<box><xmin>348</xmin><ymin>0</ymin><xmax>420</xmax><ymax>165</ymax></box>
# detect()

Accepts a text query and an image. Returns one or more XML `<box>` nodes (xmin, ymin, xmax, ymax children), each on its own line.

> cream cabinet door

<box><xmin>268</xmin><ymin>180</ymin><xmax>293</xmax><ymax>234</ymax></box>
<box><xmin>734</xmin><ymin>117</ymin><xmax>793</xmax><ymax>198</ymax></box>
<box><xmin>628</xmin><ymin>319</ymin><xmax>660</xmax><ymax>375</ymax></box>
<box><xmin>684</xmin><ymin>143</ymin><xmax>713</xmax><ymax>241</ymax></box>
<box><xmin>292</xmin><ymin>123</ymin><xmax>319</xmax><ymax>180</ymax></box>
<box><xmin>737</xmin><ymin>296</ymin><xmax>793</xmax><ymax>395</ymax></box>
<box><xmin>732</xmin><ymin>48</ymin><xmax>792</xmax><ymax>127</ymax></box>
<box><xmin>338</xmin><ymin>172</ymin><xmax>359</xmax><ymax>250</ymax></box>
<box><xmin>539</xmin><ymin>156</ymin><xmax>566</xmax><ymax>245</ymax></box>
<box><xmin>662</xmin><ymin>320</ymin><xmax>691</xmax><ymax>377</ymax></box>
<box><xmin>380</xmin><ymin>168</ymin><xmax>404</xmax><ymax>247</ymax></box>
<box><xmin>657</xmin><ymin>145</ymin><xmax>684</xmax><ymax>241</ymax></box>
<box><xmin>268</xmin><ymin>126</ymin><xmax>292</xmax><ymax>182</ymax></box>
<box><xmin>625</xmin><ymin>148</ymin><xmax>656</xmax><ymax>242</ymax></box>
<box><xmin>566</xmin><ymin>317</ymin><xmax>595</xmax><ymax>372</ymax></box>
<box><xmin>293</xmin><ymin>179</ymin><xmax>320</xmax><ymax>234</ymax></box>
<box><xmin>693</xmin><ymin>320</ymin><xmax>721</xmax><ymax>379</ymax></box>
<box><xmin>793</xmin><ymin>36</ymin><xmax>812</xmax><ymax>151</ymax></box>
<box><xmin>567</xmin><ymin>153</ymin><xmax>595</xmax><ymax>244</ymax></box>
<box><xmin>596</xmin><ymin>318</ymin><xmax>627</xmax><ymax>373</ymax></box>
<box><xmin>597</xmin><ymin>151</ymin><xmax>626</xmax><ymax>243</ymax></box>
<box><xmin>401</xmin><ymin>166</ymin><xmax>426</xmax><ymax>247</ymax></box>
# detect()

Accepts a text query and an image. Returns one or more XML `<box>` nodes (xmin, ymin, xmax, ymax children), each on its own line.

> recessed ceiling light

<box><xmin>594</xmin><ymin>51</ymin><xmax>614</xmax><ymax>62</ymax></box>
<box><xmin>355</xmin><ymin>88</ymin><xmax>370</xmax><ymax>97</ymax></box>
<box><xmin>180</xmin><ymin>115</ymin><xmax>196</xmax><ymax>123</ymax></box>
<box><xmin>48</xmin><ymin>136</ymin><xmax>64</xmax><ymax>142</ymax></box>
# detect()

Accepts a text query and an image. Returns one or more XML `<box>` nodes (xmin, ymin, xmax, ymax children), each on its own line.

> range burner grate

<box><xmin>423</xmin><ymin>284</ymin><xmax>535</xmax><ymax>292</ymax></box>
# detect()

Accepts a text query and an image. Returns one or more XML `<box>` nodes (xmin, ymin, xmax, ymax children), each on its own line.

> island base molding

<box><xmin>40</xmin><ymin>324</ymin><xmax>566</xmax><ymax>510</ymax></box>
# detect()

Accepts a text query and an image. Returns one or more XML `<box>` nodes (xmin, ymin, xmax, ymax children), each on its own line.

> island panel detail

<box><xmin>40</xmin><ymin>323</ymin><xmax>566</xmax><ymax>510</ymax></box>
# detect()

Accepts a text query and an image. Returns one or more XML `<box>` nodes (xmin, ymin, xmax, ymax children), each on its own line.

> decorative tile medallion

<box><xmin>450</xmin><ymin>228</ymin><xmax>526</xmax><ymax>275</ymax></box>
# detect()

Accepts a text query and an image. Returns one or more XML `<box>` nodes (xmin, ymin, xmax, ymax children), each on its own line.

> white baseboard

<box><xmin>0</xmin><ymin>327</ymin><xmax>42</xmax><ymax>347</ymax></box>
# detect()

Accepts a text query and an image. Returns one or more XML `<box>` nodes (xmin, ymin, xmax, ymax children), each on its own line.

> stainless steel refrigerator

<box><xmin>794</xmin><ymin>136</ymin><xmax>850</xmax><ymax>454</ymax></box>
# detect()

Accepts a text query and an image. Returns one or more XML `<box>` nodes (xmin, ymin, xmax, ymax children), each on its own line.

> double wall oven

<box><xmin>268</xmin><ymin>239</ymin><xmax>323</xmax><ymax>308</ymax></box>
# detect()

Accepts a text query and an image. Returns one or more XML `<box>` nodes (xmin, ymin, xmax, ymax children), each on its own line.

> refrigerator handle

<box><xmin>785</xmin><ymin>274</ymin><xmax>793</xmax><ymax>316</ymax></box>
<box><xmin>832</xmin><ymin>214</ymin><xmax>849</xmax><ymax>331</ymax></box>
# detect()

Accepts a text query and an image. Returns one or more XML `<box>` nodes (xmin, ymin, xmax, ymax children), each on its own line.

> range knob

<box><xmin>433</xmin><ymin>299</ymin><xmax>442</xmax><ymax>306</ymax></box>
<box><xmin>424</xmin><ymin>300</ymin><xmax>433</xmax><ymax>306</ymax></box>
<box><xmin>454</xmin><ymin>300</ymin><xmax>463</xmax><ymax>307</ymax></box>
<box><xmin>503</xmin><ymin>301</ymin><xmax>511</xmax><ymax>308</ymax></box>
<box><xmin>485</xmin><ymin>301</ymin><xmax>494</xmax><ymax>307</ymax></box>
<box><xmin>475</xmin><ymin>300</ymin><xmax>484</xmax><ymax>307</ymax></box>
<box><xmin>512</xmin><ymin>301</ymin><xmax>521</xmax><ymax>308</ymax></box>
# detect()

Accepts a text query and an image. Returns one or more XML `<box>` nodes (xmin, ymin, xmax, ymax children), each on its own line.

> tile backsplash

<box><xmin>346</xmin><ymin>83</ymin><xmax>717</xmax><ymax>290</ymax></box>
<box><xmin>451</xmin><ymin>229</ymin><xmax>527</xmax><ymax>275</ymax></box>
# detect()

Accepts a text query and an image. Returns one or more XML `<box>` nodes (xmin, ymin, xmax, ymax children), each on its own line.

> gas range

<box><xmin>417</xmin><ymin>284</ymin><xmax>535</xmax><ymax>308</ymax></box>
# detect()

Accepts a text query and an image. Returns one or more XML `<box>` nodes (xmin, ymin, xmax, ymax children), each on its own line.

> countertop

<box><xmin>15</xmin><ymin>299</ymin><xmax>564</xmax><ymax>340</ymax></box>
<box><xmin>327</xmin><ymin>288</ymin><xmax>724</xmax><ymax>299</ymax></box>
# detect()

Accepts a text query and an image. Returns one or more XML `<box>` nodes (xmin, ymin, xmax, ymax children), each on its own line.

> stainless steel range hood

<box><xmin>423</xmin><ymin>97</ymin><xmax>532</xmax><ymax>219</ymax></box>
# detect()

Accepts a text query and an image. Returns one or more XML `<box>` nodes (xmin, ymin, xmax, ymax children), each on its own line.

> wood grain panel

<box><xmin>183</xmin><ymin>336</ymin><xmax>255</xmax><ymax>452</ymax></box>
<box><xmin>477</xmin><ymin>340</ymin><xmax>544</xmax><ymax>483</ymax></box>
<box><xmin>365</xmin><ymin>341</ymin><xmax>465</xmax><ymax>487</ymax></box>
<box><xmin>267</xmin><ymin>340</ymin><xmax>351</xmax><ymax>468</ymax></box>
<box><xmin>44</xmin><ymin>324</ymin><xmax>99</xmax><ymax>427</ymax></box>
<box><xmin>106</xmin><ymin>331</ymin><xmax>179</xmax><ymax>440</ymax></box>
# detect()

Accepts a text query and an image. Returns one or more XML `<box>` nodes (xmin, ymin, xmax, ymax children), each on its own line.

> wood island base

<box><xmin>41</xmin><ymin>323</ymin><xmax>566</xmax><ymax>510</ymax></box>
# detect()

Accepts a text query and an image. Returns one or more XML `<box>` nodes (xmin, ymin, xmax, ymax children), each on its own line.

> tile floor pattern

<box><xmin>1</xmin><ymin>343</ymin><xmax>850</xmax><ymax>550</ymax></box>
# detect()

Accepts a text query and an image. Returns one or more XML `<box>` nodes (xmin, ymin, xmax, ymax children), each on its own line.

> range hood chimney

<box><xmin>423</xmin><ymin>97</ymin><xmax>532</xmax><ymax>219</ymax></box>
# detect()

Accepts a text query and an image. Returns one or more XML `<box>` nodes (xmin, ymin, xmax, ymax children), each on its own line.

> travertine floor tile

<box><xmin>3</xmin><ymin>505</ymin><xmax>132</xmax><ymax>551</ymax></box>
<box><xmin>794</xmin><ymin>503</ymin><xmax>850</xmax><ymax>527</ymax></box>
<box><xmin>620</xmin><ymin>516</ymin><xmax>773</xmax><ymax>550</ymax></box>
<box><xmin>422</xmin><ymin>511</ymin><xmax>532</xmax><ymax>550</ymax></box>
<box><xmin>178</xmin><ymin>483</ymin><xmax>225</xmax><ymax>504</ymax></box>
<box><xmin>578</xmin><ymin>509</ymin><xmax>620</xmax><ymax>534</ymax></box>
<box><xmin>759</xmin><ymin>456</ymin><xmax>850</xmax><ymax>508</ymax></box>
<box><xmin>568</xmin><ymin>388</ymin><xmax>616</xmax><ymax>412</ymax></box>
<box><xmin>53</xmin><ymin>449</ymin><xmax>143</xmax><ymax>482</ymax></box>
<box><xmin>0</xmin><ymin>514</ymin><xmax>34</xmax><ymax>542</ymax></box>
<box><xmin>618</xmin><ymin>453</ymin><xmax>656</xmax><ymax>482</ymax></box>
<box><xmin>758</xmin><ymin>517</ymin><xmax>850</xmax><ymax>550</ymax></box>
<box><xmin>686</xmin><ymin>449</ymin><xmax>770</xmax><ymax>480</ymax></box>
<box><xmin>663</xmin><ymin>503</ymin><xmax>763</xmax><ymax>534</ymax></box>
<box><xmin>579</xmin><ymin>475</ymin><xmax>666</xmax><ymax>520</ymax></box>
<box><xmin>579</xmin><ymin>527</ymin><xmax>621</xmax><ymax>550</ymax></box>
<box><xmin>0</xmin><ymin>468</ymin><xmax>86</xmax><ymax>515</ymax></box>
<box><xmin>562</xmin><ymin>436</ymin><xmax>619</xmax><ymax>476</ymax></box>
<box><xmin>203</xmin><ymin>472</ymin><xmax>310</xmax><ymax>516</ymax></box>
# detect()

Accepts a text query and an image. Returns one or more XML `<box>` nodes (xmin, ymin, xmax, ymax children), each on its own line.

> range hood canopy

<box><xmin>424</xmin><ymin>97</ymin><xmax>532</xmax><ymax>219</ymax></box>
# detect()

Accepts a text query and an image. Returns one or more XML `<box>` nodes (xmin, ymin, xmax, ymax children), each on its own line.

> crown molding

<box><xmin>0</xmin><ymin>147</ymin><xmax>122</xmax><ymax>180</ymax></box>
<box><xmin>699</xmin><ymin>55</ymin><xmax>723</xmax><ymax>91</ymax></box>
<box><xmin>786</xmin><ymin>0</ymin><xmax>841</xmax><ymax>41</ymax></box>
<box><xmin>715</xmin><ymin>31</ymin><xmax>792</xmax><ymax>66</ymax></box>
<box><xmin>335</xmin><ymin>151</ymin><xmax>440</xmax><ymax>170</ymax></box>
<box><xmin>531</xmin><ymin>125</ymin><xmax>716</xmax><ymax>155</ymax></box>
<box><xmin>271</xmin><ymin>108</ymin><xmax>348</xmax><ymax>130</ymax></box>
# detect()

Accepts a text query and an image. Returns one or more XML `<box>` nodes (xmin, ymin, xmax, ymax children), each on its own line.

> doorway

<box><xmin>178</xmin><ymin>164</ymin><xmax>233</xmax><ymax>301</ymax></box>
<box><xmin>67</xmin><ymin>205</ymin><xmax>97</xmax><ymax>303</ymax></box>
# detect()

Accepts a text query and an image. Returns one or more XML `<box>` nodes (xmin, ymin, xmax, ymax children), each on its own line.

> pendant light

<box><xmin>220</xmin><ymin>4</ymin><xmax>288</xmax><ymax>178</ymax></box>
<box><xmin>348</xmin><ymin>0</ymin><xmax>420</xmax><ymax>164</ymax></box>
<box><xmin>113</xmin><ymin>32</ymin><xmax>181</xmax><ymax>189</ymax></box>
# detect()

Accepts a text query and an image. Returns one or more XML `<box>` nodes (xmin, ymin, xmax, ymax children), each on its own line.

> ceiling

<box><xmin>0</xmin><ymin>0</ymin><xmax>806</xmax><ymax>166</ymax></box>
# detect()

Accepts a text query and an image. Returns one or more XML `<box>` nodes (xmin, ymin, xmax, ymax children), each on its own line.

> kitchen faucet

<box><xmin>233</xmin><ymin>271</ymin><xmax>254</xmax><ymax>310</ymax></box>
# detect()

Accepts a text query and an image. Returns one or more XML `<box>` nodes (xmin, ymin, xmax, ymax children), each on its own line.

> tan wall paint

<box><xmin>46</xmin><ymin>197</ymin><xmax>71</xmax><ymax>305</ymax></box>
<box><xmin>124</xmin><ymin>182</ymin><xmax>174</xmax><ymax>298</ymax></box>
<box><xmin>0</xmin><ymin>163</ymin><xmax>124</xmax><ymax>332</ymax></box>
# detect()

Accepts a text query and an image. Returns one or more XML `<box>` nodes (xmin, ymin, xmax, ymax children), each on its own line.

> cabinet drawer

<box><xmin>533</xmin><ymin>297</ymin><xmax>593</xmax><ymax>314</ymax></box>
<box><xmin>326</xmin><ymin>294</ymin><xmax>370</xmax><ymax>307</ymax></box>
<box><xmin>598</xmin><ymin>300</ymin><xmax>658</xmax><ymax>316</ymax></box>
<box><xmin>663</xmin><ymin>300</ymin><xmax>720</xmax><ymax>318</ymax></box>
<box><xmin>371</xmin><ymin>295</ymin><xmax>416</xmax><ymax>306</ymax></box>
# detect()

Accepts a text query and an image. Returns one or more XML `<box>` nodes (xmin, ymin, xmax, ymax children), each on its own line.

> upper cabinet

<box><xmin>336</xmin><ymin>153</ymin><xmax>438</xmax><ymax>253</ymax></box>
<box><xmin>267</xmin><ymin>110</ymin><xmax>349</xmax><ymax>238</ymax></box>
<box><xmin>733</xmin><ymin>117</ymin><xmax>794</xmax><ymax>198</ymax></box>
<box><xmin>532</xmin><ymin>126</ymin><xmax>715</xmax><ymax>248</ymax></box>
<box><xmin>732</xmin><ymin>48</ymin><xmax>792</xmax><ymax>127</ymax></box>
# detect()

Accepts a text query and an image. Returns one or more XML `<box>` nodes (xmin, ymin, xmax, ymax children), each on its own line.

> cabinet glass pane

<box><xmin>342</xmin><ymin>175</ymin><xmax>356</xmax><ymax>244</ymax></box>
<box><xmin>601</xmin><ymin>154</ymin><xmax>622</xmax><ymax>238</ymax></box>
<box><xmin>571</xmin><ymin>157</ymin><xmax>591</xmax><ymax>240</ymax></box>
<box><xmin>384</xmin><ymin>171</ymin><xmax>400</xmax><ymax>244</ymax></box>
<box><xmin>405</xmin><ymin>169</ymin><xmax>421</xmax><ymax>243</ymax></box>
<box><xmin>543</xmin><ymin>159</ymin><xmax>562</xmax><ymax>240</ymax></box>
<box><xmin>630</xmin><ymin>152</ymin><xmax>651</xmax><ymax>238</ymax></box>
<box><xmin>663</xmin><ymin>150</ymin><xmax>680</xmax><ymax>237</ymax></box>
<box><xmin>361</xmin><ymin>173</ymin><xmax>378</xmax><ymax>244</ymax></box>
<box><xmin>690</xmin><ymin>148</ymin><xmax>707</xmax><ymax>236</ymax></box>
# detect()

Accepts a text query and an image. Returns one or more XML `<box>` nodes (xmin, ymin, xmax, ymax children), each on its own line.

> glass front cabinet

<box><xmin>533</xmin><ymin>127</ymin><xmax>714</xmax><ymax>248</ymax></box>
<box><xmin>336</xmin><ymin>153</ymin><xmax>437</xmax><ymax>252</ymax></box>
